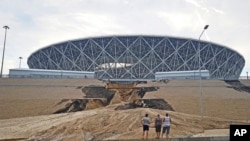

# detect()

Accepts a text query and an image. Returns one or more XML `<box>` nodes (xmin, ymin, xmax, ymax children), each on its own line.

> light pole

<box><xmin>19</xmin><ymin>57</ymin><xmax>23</xmax><ymax>68</ymax></box>
<box><xmin>247</xmin><ymin>72</ymin><xmax>248</xmax><ymax>80</ymax></box>
<box><xmin>198</xmin><ymin>25</ymin><xmax>209</xmax><ymax>118</ymax></box>
<box><xmin>0</xmin><ymin>26</ymin><xmax>10</xmax><ymax>78</ymax></box>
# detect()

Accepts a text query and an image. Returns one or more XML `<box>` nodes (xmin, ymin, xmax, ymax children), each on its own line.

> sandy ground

<box><xmin>0</xmin><ymin>78</ymin><xmax>104</xmax><ymax>119</ymax></box>
<box><xmin>144</xmin><ymin>80</ymin><xmax>250</xmax><ymax>120</ymax></box>
<box><xmin>0</xmin><ymin>78</ymin><xmax>250</xmax><ymax>140</ymax></box>
<box><xmin>0</xmin><ymin>107</ymin><xmax>245</xmax><ymax>140</ymax></box>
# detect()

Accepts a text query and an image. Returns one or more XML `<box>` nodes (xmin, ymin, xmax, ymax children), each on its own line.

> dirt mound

<box><xmin>54</xmin><ymin>99</ymin><xmax>107</xmax><ymax>114</ymax></box>
<box><xmin>115</xmin><ymin>99</ymin><xmax>174</xmax><ymax>111</ymax></box>
<box><xmin>142</xmin><ymin>99</ymin><xmax>174</xmax><ymax>110</ymax></box>
<box><xmin>17</xmin><ymin>108</ymin><xmax>247</xmax><ymax>141</ymax></box>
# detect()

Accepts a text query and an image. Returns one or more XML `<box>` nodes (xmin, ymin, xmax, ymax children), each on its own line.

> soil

<box><xmin>0</xmin><ymin>78</ymin><xmax>250</xmax><ymax>140</ymax></box>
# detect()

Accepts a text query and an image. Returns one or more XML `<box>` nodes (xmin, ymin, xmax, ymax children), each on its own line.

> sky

<box><xmin>0</xmin><ymin>0</ymin><xmax>249</xmax><ymax>77</ymax></box>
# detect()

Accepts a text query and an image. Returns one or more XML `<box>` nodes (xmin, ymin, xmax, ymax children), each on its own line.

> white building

<box><xmin>9</xmin><ymin>68</ymin><xmax>95</xmax><ymax>79</ymax></box>
<box><xmin>155</xmin><ymin>70</ymin><xmax>210</xmax><ymax>80</ymax></box>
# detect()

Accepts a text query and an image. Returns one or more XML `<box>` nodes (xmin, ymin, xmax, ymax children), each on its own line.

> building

<box><xmin>155</xmin><ymin>70</ymin><xmax>209</xmax><ymax>80</ymax></box>
<box><xmin>27</xmin><ymin>35</ymin><xmax>245</xmax><ymax>80</ymax></box>
<box><xmin>9</xmin><ymin>68</ymin><xmax>94</xmax><ymax>79</ymax></box>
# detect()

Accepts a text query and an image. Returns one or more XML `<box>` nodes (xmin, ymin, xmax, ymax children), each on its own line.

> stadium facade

<box><xmin>27</xmin><ymin>35</ymin><xmax>245</xmax><ymax>80</ymax></box>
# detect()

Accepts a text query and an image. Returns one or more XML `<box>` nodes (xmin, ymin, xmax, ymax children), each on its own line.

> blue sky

<box><xmin>0</xmin><ymin>0</ymin><xmax>249</xmax><ymax>76</ymax></box>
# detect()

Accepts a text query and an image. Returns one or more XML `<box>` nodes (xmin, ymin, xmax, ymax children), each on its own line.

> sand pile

<box><xmin>1</xmin><ymin>107</ymin><xmax>247</xmax><ymax>141</ymax></box>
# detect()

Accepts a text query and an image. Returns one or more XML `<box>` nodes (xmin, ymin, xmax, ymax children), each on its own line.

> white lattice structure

<box><xmin>27</xmin><ymin>35</ymin><xmax>245</xmax><ymax>80</ymax></box>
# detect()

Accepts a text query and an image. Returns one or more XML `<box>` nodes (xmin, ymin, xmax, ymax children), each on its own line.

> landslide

<box><xmin>54</xmin><ymin>82</ymin><xmax>174</xmax><ymax>113</ymax></box>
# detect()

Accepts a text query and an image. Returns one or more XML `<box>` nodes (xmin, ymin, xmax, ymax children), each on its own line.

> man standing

<box><xmin>154</xmin><ymin>114</ymin><xmax>162</xmax><ymax>139</ymax></box>
<box><xmin>141</xmin><ymin>113</ymin><xmax>150</xmax><ymax>139</ymax></box>
<box><xmin>162</xmin><ymin>113</ymin><xmax>171</xmax><ymax>139</ymax></box>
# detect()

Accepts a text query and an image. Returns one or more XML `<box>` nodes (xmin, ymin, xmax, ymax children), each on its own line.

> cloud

<box><xmin>0</xmin><ymin>0</ymin><xmax>250</xmax><ymax>76</ymax></box>
<box><xmin>211</xmin><ymin>8</ymin><xmax>224</xmax><ymax>14</ymax></box>
<box><xmin>185</xmin><ymin>0</ymin><xmax>201</xmax><ymax>8</ymax></box>
<box><xmin>157</xmin><ymin>11</ymin><xmax>197</xmax><ymax>32</ymax></box>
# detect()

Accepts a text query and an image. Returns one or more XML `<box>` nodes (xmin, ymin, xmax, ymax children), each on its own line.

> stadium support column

<box><xmin>0</xmin><ymin>26</ymin><xmax>10</xmax><ymax>78</ymax></box>
<box><xmin>198</xmin><ymin>25</ymin><xmax>209</xmax><ymax>118</ymax></box>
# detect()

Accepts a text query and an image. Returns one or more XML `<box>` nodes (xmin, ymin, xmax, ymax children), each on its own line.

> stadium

<box><xmin>3</xmin><ymin>36</ymin><xmax>250</xmax><ymax>140</ymax></box>
<box><xmin>27</xmin><ymin>35</ymin><xmax>245</xmax><ymax>80</ymax></box>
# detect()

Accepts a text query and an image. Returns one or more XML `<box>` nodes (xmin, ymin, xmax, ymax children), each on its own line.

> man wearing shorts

<box><xmin>154</xmin><ymin>114</ymin><xmax>162</xmax><ymax>139</ymax></box>
<box><xmin>141</xmin><ymin>113</ymin><xmax>150</xmax><ymax>139</ymax></box>
<box><xmin>162</xmin><ymin>113</ymin><xmax>171</xmax><ymax>139</ymax></box>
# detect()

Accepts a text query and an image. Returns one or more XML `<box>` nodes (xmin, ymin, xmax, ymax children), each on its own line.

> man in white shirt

<box><xmin>162</xmin><ymin>113</ymin><xmax>171</xmax><ymax>139</ymax></box>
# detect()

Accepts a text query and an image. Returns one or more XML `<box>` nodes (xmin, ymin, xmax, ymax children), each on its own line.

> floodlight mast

<box><xmin>19</xmin><ymin>56</ymin><xmax>23</xmax><ymax>68</ymax></box>
<box><xmin>198</xmin><ymin>25</ymin><xmax>209</xmax><ymax>118</ymax></box>
<box><xmin>0</xmin><ymin>26</ymin><xmax>10</xmax><ymax>78</ymax></box>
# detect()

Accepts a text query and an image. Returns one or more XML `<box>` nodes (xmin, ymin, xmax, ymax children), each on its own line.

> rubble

<box><xmin>54</xmin><ymin>82</ymin><xmax>173</xmax><ymax>113</ymax></box>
